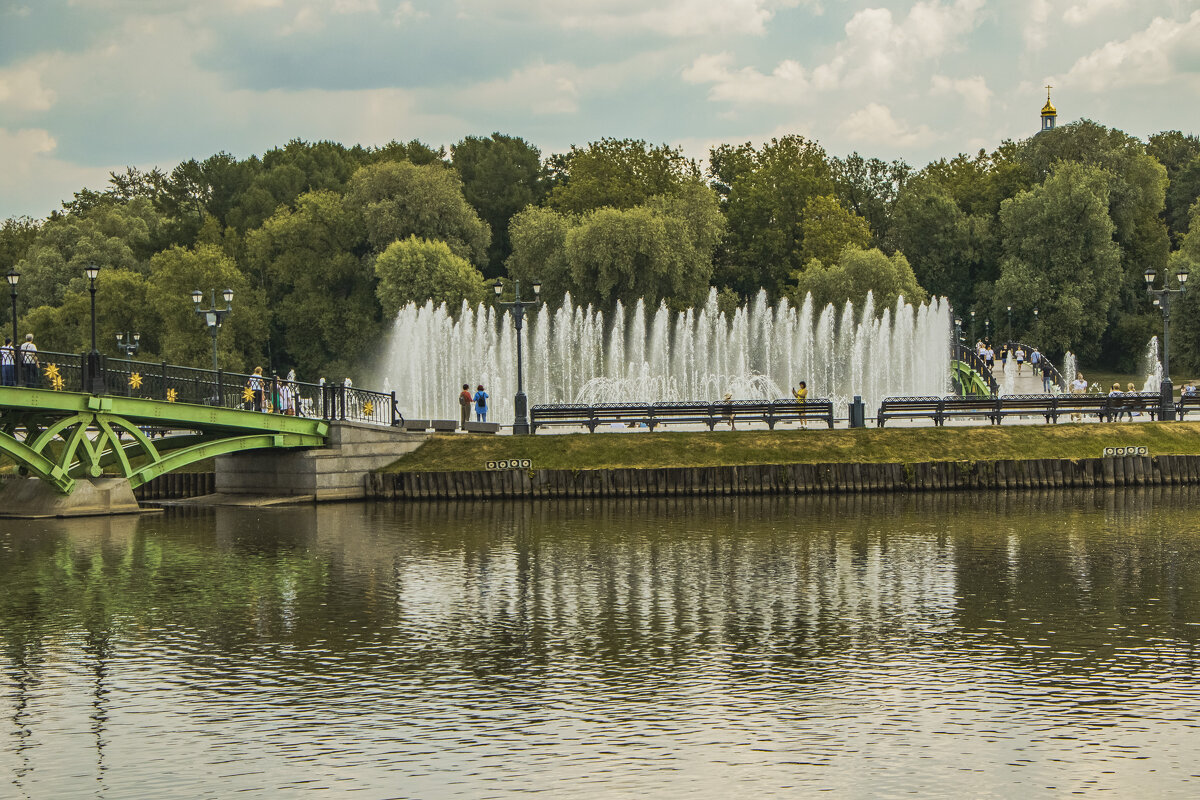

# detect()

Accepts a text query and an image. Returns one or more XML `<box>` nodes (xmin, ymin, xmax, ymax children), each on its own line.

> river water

<box><xmin>3</xmin><ymin>491</ymin><xmax>1200</xmax><ymax>798</ymax></box>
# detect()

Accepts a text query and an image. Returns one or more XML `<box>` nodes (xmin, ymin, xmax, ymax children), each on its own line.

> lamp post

<box><xmin>6</xmin><ymin>270</ymin><xmax>17</xmax><ymax>351</ymax></box>
<box><xmin>85</xmin><ymin>264</ymin><xmax>105</xmax><ymax>394</ymax></box>
<box><xmin>192</xmin><ymin>288</ymin><xmax>234</xmax><ymax>373</ymax></box>
<box><xmin>954</xmin><ymin>317</ymin><xmax>962</xmax><ymax>347</ymax></box>
<box><xmin>493</xmin><ymin>279</ymin><xmax>541</xmax><ymax>434</ymax></box>
<box><xmin>969</xmin><ymin>309</ymin><xmax>976</xmax><ymax>342</ymax></box>
<box><xmin>116</xmin><ymin>332</ymin><xmax>140</xmax><ymax>396</ymax></box>
<box><xmin>1144</xmin><ymin>266</ymin><xmax>1189</xmax><ymax>421</ymax></box>
<box><xmin>1006</xmin><ymin>305</ymin><xmax>1012</xmax><ymax>343</ymax></box>
<box><xmin>985</xmin><ymin>318</ymin><xmax>991</xmax><ymax>342</ymax></box>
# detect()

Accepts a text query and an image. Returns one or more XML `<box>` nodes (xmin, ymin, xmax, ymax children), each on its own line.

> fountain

<box><xmin>1141</xmin><ymin>336</ymin><xmax>1163</xmax><ymax>391</ymax></box>
<box><xmin>380</xmin><ymin>289</ymin><xmax>953</xmax><ymax>424</ymax></box>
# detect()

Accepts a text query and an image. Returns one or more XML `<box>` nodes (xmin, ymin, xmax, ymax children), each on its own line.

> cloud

<box><xmin>684</xmin><ymin>0</ymin><xmax>984</xmax><ymax>106</ymax></box>
<box><xmin>0</xmin><ymin>60</ymin><xmax>58</xmax><ymax>111</ymax></box>
<box><xmin>1024</xmin><ymin>0</ymin><xmax>1051</xmax><ymax>50</ymax></box>
<box><xmin>392</xmin><ymin>1</ymin><xmax>428</xmax><ymax>25</ymax></box>
<box><xmin>1063</xmin><ymin>0</ymin><xmax>1130</xmax><ymax>26</ymax></box>
<box><xmin>458</xmin><ymin>0</ymin><xmax>807</xmax><ymax>37</ymax></box>
<box><xmin>837</xmin><ymin>103</ymin><xmax>932</xmax><ymax>147</ymax></box>
<box><xmin>682</xmin><ymin>52</ymin><xmax>808</xmax><ymax>104</ymax></box>
<box><xmin>0</xmin><ymin>128</ymin><xmax>117</xmax><ymax>219</ymax></box>
<box><xmin>930</xmin><ymin>74</ymin><xmax>991</xmax><ymax>115</ymax></box>
<box><xmin>1062</xmin><ymin>10</ymin><xmax>1200</xmax><ymax>90</ymax></box>
<box><xmin>454</xmin><ymin>62</ymin><xmax>581</xmax><ymax>114</ymax></box>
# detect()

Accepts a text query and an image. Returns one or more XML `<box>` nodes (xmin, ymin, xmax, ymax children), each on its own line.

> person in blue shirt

<box><xmin>474</xmin><ymin>384</ymin><xmax>489</xmax><ymax>422</ymax></box>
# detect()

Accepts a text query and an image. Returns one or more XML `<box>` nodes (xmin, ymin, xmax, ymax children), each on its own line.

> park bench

<box><xmin>1105</xmin><ymin>392</ymin><xmax>1160</xmax><ymax>422</ymax></box>
<box><xmin>1177</xmin><ymin>394</ymin><xmax>1200</xmax><ymax>419</ymax></box>
<box><xmin>530</xmin><ymin>404</ymin><xmax>594</xmax><ymax>433</ymax></box>
<box><xmin>877</xmin><ymin>396</ymin><xmax>944</xmax><ymax>427</ymax></box>
<box><xmin>591</xmin><ymin>403</ymin><xmax>654</xmax><ymax>430</ymax></box>
<box><xmin>1053</xmin><ymin>393</ymin><xmax>1114</xmax><ymax>422</ymax></box>
<box><xmin>768</xmin><ymin>398</ymin><xmax>836</xmax><ymax>429</ymax></box>
<box><xmin>940</xmin><ymin>396</ymin><xmax>1000</xmax><ymax>425</ymax></box>
<box><xmin>994</xmin><ymin>394</ymin><xmax>1055</xmax><ymax>423</ymax></box>
<box><xmin>646</xmin><ymin>402</ymin><xmax>717</xmax><ymax>430</ymax></box>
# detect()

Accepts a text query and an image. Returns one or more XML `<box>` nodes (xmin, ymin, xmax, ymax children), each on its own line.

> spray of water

<box><xmin>1142</xmin><ymin>336</ymin><xmax>1162</xmax><ymax>391</ymax></box>
<box><xmin>381</xmin><ymin>289</ymin><xmax>953</xmax><ymax>424</ymax></box>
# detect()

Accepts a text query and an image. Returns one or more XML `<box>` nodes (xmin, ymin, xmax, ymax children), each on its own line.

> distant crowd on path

<box><xmin>0</xmin><ymin>334</ymin><xmax>40</xmax><ymax>388</ymax></box>
<box><xmin>975</xmin><ymin>339</ymin><xmax>1057</xmax><ymax>391</ymax></box>
<box><xmin>458</xmin><ymin>383</ymin><xmax>489</xmax><ymax>427</ymax></box>
<box><xmin>244</xmin><ymin>366</ymin><xmax>304</xmax><ymax>415</ymax></box>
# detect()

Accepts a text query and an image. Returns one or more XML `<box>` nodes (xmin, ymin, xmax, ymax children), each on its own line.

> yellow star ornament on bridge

<box><xmin>363</xmin><ymin>400</ymin><xmax>374</xmax><ymax>417</ymax></box>
<box><xmin>44</xmin><ymin>363</ymin><xmax>60</xmax><ymax>381</ymax></box>
<box><xmin>166</xmin><ymin>388</ymin><xmax>178</xmax><ymax>403</ymax></box>
<box><xmin>242</xmin><ymin>386</ymin><xmax>255</xmax><ymax>403</ymax></box>
<box><xmin>129</xmin><ymin>372</ymin><xmax>143</xmax><ymax>390</ymax></box>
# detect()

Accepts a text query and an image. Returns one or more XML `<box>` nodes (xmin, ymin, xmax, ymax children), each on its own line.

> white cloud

<box><xmin>459</xmin><ymin>0</ymin><xmax>807</xmax><ymax>37</ymax></box>
<box><xmin>1024</xmin><ymin>0</ymin><xmax>1051</xmax><ymax>50</ymax></box>
<box><xmin>1063</xmin><ymin>0</ymin><xmax>1130</xmax><ymax>26</ymax></box>
<box><xmin>392</xmin><ymin>1</ymin><xmax>428</xmax><ymax>24</ymax></box>
<box><xmin>0</xmin><ymin>128</ymin><xmax>117</xmax><ymax>220</ymax></box>
<box><xmin>837</xmin><ymin>103</ymin><xmax>932</xmax><ymax>147</ymax></box>
<box><xmin>930</xmin><ymin>74</ymin><xmax>991</xmax><ymax>115</ymax></box>
<box><xmin>454</xmin><ymin>62</ymin><xmax>581</xmax><ymax>114</ymax></box>
<box><xmin>332</xmin><ymin>0</ymin><xmax>379</xmax><ymax>12</ymax></box>
<box><xmin>684</xmin><ymin>0</ymin><xmax>983</xmax><ymax>106</ymax></box>
<box><xmin>1063</xmin><ymin>10</ymin><xmax>1200</xmax><ymax>90</ymax></box>
<box><xmin>682</xmin><ymin>52</ymin><xmax>809</xmax><ymax>104</ymax></box>
<box><xmin>0</xmin><ymin>60</ymin><xmax>58</xmax><ymax>112</ymax></box>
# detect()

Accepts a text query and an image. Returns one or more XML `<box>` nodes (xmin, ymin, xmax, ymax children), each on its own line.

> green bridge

<box><xmin>0</xmin><ymin>350</ymin><xmax>400</xmax><ymax>509</ymax></box>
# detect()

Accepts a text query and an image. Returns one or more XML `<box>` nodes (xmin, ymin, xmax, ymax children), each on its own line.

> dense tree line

<box><xmin>2</xmin><ymin>122</ymin><xmax>1200</xmax><ymax>380</ymax></box>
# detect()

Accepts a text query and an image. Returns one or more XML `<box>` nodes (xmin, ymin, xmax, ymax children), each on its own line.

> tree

<box><xmin>22</xmin><ymin>269</ymin><xmax>157</xmax><ymax>357</ymax></box>
<box><xmin>1163</xmin><ymin>200</ymin><xmax>1200</xmax><ymax>374</ymax></box>
<box><xmin>146</xmin><ymin>245</ymin><xmax>267</xmax><ymax>372</ymax></box>
<box><xmin>505</xmin><ymin>206</ymin><xmax>573</xmax><ymax>303</ymax></box>
<box><xmin>708</xmin><ymin>135</ymin><xmax>835</xmax><ymax>296</ymax></box>
<box><xmin>829</xmin><ymin>153</ymin><xmax>910</xmax><ymax>253</ymax></box>
<box><xmin>547</xmin><ymin>138</ymin><xmax>699</xmax><ymax>214</ymax></box>
<box><xmin>374</xmin><ymin>236</ymin><xmax>488</xmax><ymax>318</ymax></box>
<box><xmin>993</xmin><ymin>162</ymin><xmax>1122</xmax><ymax>358</ymax></box>
<box><xmin>346</xmin><ymin>161</ymin><xmax>490</xmax><ymax>266</ymax></box>
<box><xmin>245</xmin><ymin>190</ymin><xmax>374</xmax><ymax>378</ymax></box>
<box><xmin>788</xmin><ymin>247</ymin><xmax>926</xmax><ymax>313</ymax></box>
<box><xmin>14</xmin><ymin>198</ymin><xmax>163</xmax><ymax>310</ymax></box>
<box><xmin>797</xmin><ymin>195</ymin><xmax>871</xmax><ymax>267</ymax></box>
<box><xmin>1147</xmin><ymin>130</ymin><xmax>1200</xmax><ymax>244</ymax></box>
<box><xmin>451</xmin><ymin>133</ymin><xmax>545</xmax><ymax>278</ymax></box>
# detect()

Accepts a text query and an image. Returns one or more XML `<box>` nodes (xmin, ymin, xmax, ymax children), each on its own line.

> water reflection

<box><xmin>2</xmin><ymin>491</ymin><xmax>1200</xmax><ymax>797</ymax></box>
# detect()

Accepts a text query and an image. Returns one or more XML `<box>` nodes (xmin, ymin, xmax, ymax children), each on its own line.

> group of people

<box><xmin>458</xmin><ymin>383</ymin><xmax>489</xmax><ymax>427</ymax></box>
<box><xmin>245</xmin><ymin>367</ymin><xmax>302</xmax><ymax>415</ymax></box>
<box><xmin>0</xmin><ymin>334</ymin><xmax>40</xmax><ymax>387</ymax></box>
<box><xmin>974</xmin><ymin>339</ymin><xmax>1045</xmax><ymax>377</ymax></box>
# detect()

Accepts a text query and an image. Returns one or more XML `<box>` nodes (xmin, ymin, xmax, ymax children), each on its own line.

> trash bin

<box><xmin>848</xmin><ymin>396</ymin><xmax>866</xmax><ymax>428</ymax></box>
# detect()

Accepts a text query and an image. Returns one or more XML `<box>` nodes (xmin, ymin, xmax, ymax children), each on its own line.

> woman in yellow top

<box><xmin>792</xmin><ymin>381</ymin><xmax>808</xmax><ymax>429</ymax></box>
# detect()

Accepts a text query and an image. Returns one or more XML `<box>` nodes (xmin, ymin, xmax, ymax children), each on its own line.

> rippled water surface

<box><xmin>3</xmin><ymin>491</ymin><xmax>1200</xmax><ymax>798</ymax></box>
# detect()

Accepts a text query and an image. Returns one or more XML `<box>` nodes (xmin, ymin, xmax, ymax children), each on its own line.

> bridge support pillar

<box><xmin>0</xmin><ymin>477</ymin><xmax>143</xmax><ymax>518</ymax></box>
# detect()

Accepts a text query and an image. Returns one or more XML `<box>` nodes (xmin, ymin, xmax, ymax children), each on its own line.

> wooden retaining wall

<box><xmin>135</xmin><ymin>472</ymin><xmax>216</xmax><ymax>501</ymax></box>
<box><xmin>367</xmin><ymin>455</ymin><xmax>1200</xmax><ymax>501</ymax></box>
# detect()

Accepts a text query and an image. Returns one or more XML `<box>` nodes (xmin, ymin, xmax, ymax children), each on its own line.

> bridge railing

<box><xmin>24</xmin><ymin>351</ymin><xmax>401</xmax><ymax>427</ymax></box>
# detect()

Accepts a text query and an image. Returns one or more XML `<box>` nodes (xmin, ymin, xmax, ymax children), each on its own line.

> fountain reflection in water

<box><xmin>383</xmin><ymin>288</ymin><xmax>952</xmax><ymax>424</ymax></box>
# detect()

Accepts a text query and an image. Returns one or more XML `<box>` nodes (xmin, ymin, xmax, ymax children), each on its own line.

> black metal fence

<box><xmin>15</xmin><ymin>350</ymin><xmax>401</xmax><ymax>427</ymax></box>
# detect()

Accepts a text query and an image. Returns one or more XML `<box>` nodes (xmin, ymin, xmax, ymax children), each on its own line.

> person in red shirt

<box><xmin>459</xmin><ymin>383</ymin><xmax>473</xmax><ymax>429</ymax></box>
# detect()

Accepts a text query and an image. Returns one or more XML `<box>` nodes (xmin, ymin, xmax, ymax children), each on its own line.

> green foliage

<box><xmin>1165</xmin><ymin>201</ymin><xmax>1200</xmax><ymax>375</ymax></box>
<box><xmin>829</xmin><ymin>153</ymin><xmax>910</xmax><ymax>252</ymax></box>
<box><xmin>789</xmin><ymin>247</ymin><xmax>926</xmax><ymax>312</ymax></box>
<box><xmin>146</xmin><ymin>245</ymin><xmax>267</xmax><ymax>373</ymax></box>
<box><xmin>452</xmin><ymin>133</ymin><xmax>545</xmax><ymax>278</ymax></box>
<box><xmin>374</xmin><ymin>236</ymin><xmax>487</xmax><ymax>317</ymax></box>
<box><xmin>246</xmin><ymin>191</ymin><xmax>373</xmax><ymax>378</ymax></box>
<box><xmin>509</xmin><ymin>181</ymin><xmax>723</xmax><ymax>308</ymax></box>
<box><xmin>14</xmin><ymin>198</ymin><xmax>163</xmax><ymax>309</ymax></box>
<box><xmin>547</xmin><ymin>138</ymin><xmax>699</xmax><ymax>214</ymax></box>
<box><xmin>993</xmin><ymin>161</ymin><xmax>1122</xmax><ymax>359</ymax></box>
<box><xmin>709</xmin><ymin>135</ymin><xmax>835</xmax><ymax>296</ymax></box>
<box><xmin>346</xmin><ymin>160</ymin><xmax>490</xmax><ymax>266</ymax></box>
<box><xmin>798</xmin><ymin>194</ymin><xmax>871</xmax><ymax>266</ymax></box>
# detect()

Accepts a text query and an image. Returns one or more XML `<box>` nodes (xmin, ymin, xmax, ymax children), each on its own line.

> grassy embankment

<box><xmin>383</xmin><ymin>421</ymin><xmax>1200</xmax><ymax>473</ymax></box>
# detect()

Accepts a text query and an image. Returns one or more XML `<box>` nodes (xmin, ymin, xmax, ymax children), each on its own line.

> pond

<box><xmin>3</xmin><ymin>491</ymin><xmax>1200</xmax><ymax>797</ymax></box>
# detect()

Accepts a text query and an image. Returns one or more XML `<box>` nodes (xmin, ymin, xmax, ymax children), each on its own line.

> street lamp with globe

<box><xmin>493</xmin><ymin>279</ymin><xmax>541</xmax><ymax>434</ymax></box>
<box><xmin>1144</xmin><ymin>266</ymin><xmax>1189</xmax><ymax>421</ymax></box>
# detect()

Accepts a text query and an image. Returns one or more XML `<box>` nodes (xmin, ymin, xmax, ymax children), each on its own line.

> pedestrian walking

<box><xmin>458</xmin><ymin>383</ymin><xmax>473</xmax><ymax>429</ymax></box>
<box><xmin>0</xmin><ymin>337</ymin><xmax>14</xmax><ymax>386</ymax></box>
<box><xmin>248</xmin><ymin>366</ymin><xmax>265</xmax><ymax>412</ymax></box>
<box><xmin>722</xmin><ymin>392</ymin><xmax>736</xmax><ymax>430</ymax></box>
<box><xmin>19</xmin><ymin>333</ymin><xmax>38</xmax><ymax>387</ymax></box>
<box><xmin>1014</xmin><ymin>347</ymin><xmax>1025</xmax><ymax>375</ymax></box>
<box><xmin>1070</xmin><ymin>372</ymin><xmax>1087</xmax><ymax>421</ymax></box>
<box><xmin>473</xmin><ymin>384</ymin><xmax>489</xmax><ymax>422</ymax></box>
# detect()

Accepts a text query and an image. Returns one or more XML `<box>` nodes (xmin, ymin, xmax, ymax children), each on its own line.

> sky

<box><xmin>1</xmin><ymin>0</ymin><xmax>1199</xmax><ymax>221</ymax></box>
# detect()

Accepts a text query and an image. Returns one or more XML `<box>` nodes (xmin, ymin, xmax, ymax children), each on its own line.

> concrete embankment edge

<box><xmin>366</xmin><ymin>455</ymin><xmax>1200</xmax><ymax>500</ymax></box>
